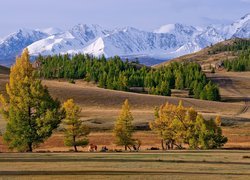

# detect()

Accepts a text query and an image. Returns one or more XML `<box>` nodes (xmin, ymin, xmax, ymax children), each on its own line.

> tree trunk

<box><xmin>73</xmin><ymin>135</ymin><xmax>77</xmax><ymax>152</ymax></box>
<box><xmin>125</xmin><ymin>145</ymin><xmax>127</xmax><ymax>151</ymax></box>
<box><xmin>27</xmin><ymin>142</ymin><xmax>33</xmax><ymax>152</ymax></box>
<box><xmin>161</xmin><ymin>139</ymin><xmax>165</xmax><ymax>150</ymax></box>
<box><xmin>170</xmin><ymin>140</ymin><xmax>174</xmax><ymax>150</ymax></box>
<box><xmin>74</xmin><ymin>145</ymin><xmax>78</xmax><ymax>152</ymax></box>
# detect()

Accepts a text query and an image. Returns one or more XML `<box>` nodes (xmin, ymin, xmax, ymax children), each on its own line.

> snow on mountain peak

<box><xmin>240</xmin><ymin>13</ymin><xmax>250</xmax><ymax>21</ymax></box>
<box><xmin>154</xmin><ymin>24</ymin><xmax>175</xmax><ymax>33</ymax></box>
<box><xmin>0</xmin><ymin>28</ymin><xmax>48</xmax><ymax>65</ymax></box>
<box><xmin>154</xmin><ymin>23</ymin><xmax>197</xmax><ymax>35</ymax></box>
<box><xmin>1</xmin><ymin>13</ymin><xmax>250</xmax><ymax>66</ymax></box>
<box><xmin>40</xmin><ymin>27</ymin><xmax>63</xmax><ymax>36</ymax></box>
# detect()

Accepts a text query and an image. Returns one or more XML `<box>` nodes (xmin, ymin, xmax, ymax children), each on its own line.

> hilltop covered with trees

<box><xmin>36</xmin><ymin>54</ymin><xmax>220</xmax><ymax>101</ymax></box>
<box><xmin>208</xmin><ymin>38</ymin><xmax>250</xmax><ymax>72</ymax></box>
<box><xmin>222</xmin><ymin>39</ymin><xmax>250</xmax><ymax>71</ymax></box>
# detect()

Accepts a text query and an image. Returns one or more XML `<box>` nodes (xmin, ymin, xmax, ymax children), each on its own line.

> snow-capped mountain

<box><xmin>215</xmin><ymin>13</ymin><xmax>250</xmax><ymax>39</ymax></box>
<box><xmin>0</xmin><ymin>14</ymin><xmax>249</xmax><ymax>66</ymax></box>
<box><xmin>0</xmin><ymin>29</ymin><xmax>48</xmax><ymax>65</ymax></box>
<box><xmin>0</xmin><ymin>28</ymin><xmax>64</xmax><ymax>65</ymax></box>
<box><xmin>40</xmin><ymin>27</ymin><xmax>64</xmax><ymax>36</ymax></box>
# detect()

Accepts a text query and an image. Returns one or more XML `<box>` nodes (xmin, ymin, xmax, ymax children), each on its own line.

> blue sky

<box><xmin>0</xmin><ymin>0</ymin><xmax>249</xmax><ymax>37</ymax></box>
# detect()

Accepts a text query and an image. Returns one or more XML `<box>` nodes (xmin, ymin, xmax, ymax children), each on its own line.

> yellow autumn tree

<box><xmin>113</xmin><ymin>99</ymin><xmax>134</xmax><ymax>150</ymax></box>
<box><xmin>62</xmin><ymin>99</ymin><xmax>89</xmax><ymax>152</ymax></box>
<box><xmin>215</xmin><ymin>115</ymin><xmax>222</xmax><ymax>126</ymax></box>
<box><xmin>150</xmin><ymin>101</ymin><xmax>227</xmax><ymax>149</ymax></box>
<box><xmin>0</xmin><ymin>49</ymin><xmax>63</xmax><ymax>152</ymax></box>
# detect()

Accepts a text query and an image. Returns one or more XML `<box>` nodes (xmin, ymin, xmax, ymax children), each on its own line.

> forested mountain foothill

<box><xmin>221</xmin><ymin>39</ymin><xmax>250</xmax><ymax>71</ymax></box>
<box><xmin>35</xmin><ymin>54</ymin><xmax>221</xmax><ymax>101</ymax></box>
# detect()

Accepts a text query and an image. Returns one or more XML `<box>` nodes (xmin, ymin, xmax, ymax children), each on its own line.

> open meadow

<box><xmin>1</xmin><ymin>70</ymin><xmax>250</xmax><ymax>150</ymax></box>
<box><xmin>0</xmin><ymin>151</ymin><xmax>250</xmax><ymax>179</ymax></box>
<box><xmin>1</xmin><ymin>70</ymin><xmax>250</xmax><ymax>179</ymax></box>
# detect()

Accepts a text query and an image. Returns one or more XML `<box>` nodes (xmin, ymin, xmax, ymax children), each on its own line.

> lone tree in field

<box><xmin>62</xmin><ymin>99</ymin><xmax>89</xmax><ymax>152</ymax></box>
<box><xmin>0</xmin><ymin>49</ymin><xmax>63</xmax><ymax>152</ymax></box>
<box><xmin>113</xmin><ymin>99</ymin><xmax>134</xmax><ymax>150</ymax></box>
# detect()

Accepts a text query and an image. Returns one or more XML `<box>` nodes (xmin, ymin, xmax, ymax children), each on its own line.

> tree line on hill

<box><xmin>35</xmin><ymin>53</ymin><xmax>220</xmax><ymax>101</ymax></box>
<box><xmin>209</xmin><ymin>38</ymin><xmax>250</xmax><ymax>72</ymax></box>
<box><xmin>208</xmin><ymin>38</ymin><xmax>250</xmax><ymax>55</ymax></box>
<box><xmin>0</xmin><ymin>50</ymin><xmax>227</xmax><ymax>152</ymax></box>
<box><xmin>223</xmin><ymin>48</ymin><xmax>250</xmax><ymax>71</ymax></box>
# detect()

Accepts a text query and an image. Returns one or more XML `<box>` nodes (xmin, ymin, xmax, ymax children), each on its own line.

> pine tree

<box><xmin>160</xmin><ymin>81</ymin><xmax>171</xmax><ymax>96</ymax></box>
<box><xmin>0</xmin><ymin>49</ymin><xmax>63</xmax><ymax>152</ymax></box>
<box><xmin>175</xmin><ymin>72</ymin><xmax>184</xmax><ymax>89</ymax></box>
<box><xmin>62</xmin><ymin>99</ymin><xmax>89</xmax><ymax>152</ymax></box>
<box><xmin>113</xmin><ymin>99</ymin><xmax>134</xmax><ymax>150</ymax></box>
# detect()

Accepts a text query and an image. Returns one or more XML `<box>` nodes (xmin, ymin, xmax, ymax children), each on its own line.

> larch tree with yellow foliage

<box><xmin>150</xmin><ymin>101</ymin><xmax>227</xmax><ymax>150</ymax></box>
<box><xmin>0</xmin><ymin>49</ymin><xmax>63</xmax><ymax>152</ymax></box>
<box><xmin>113</xmin><ymin>99</ymin><xmax>134</xmax><ymax>151</ymax></box>
<box><xmin>62</xmin><ymin>99</ymin><xmax>89</xmax><ymax>152</ymax></box>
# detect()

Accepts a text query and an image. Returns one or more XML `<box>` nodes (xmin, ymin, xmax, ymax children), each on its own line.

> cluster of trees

<box><xmin>210</xmin><ymin>38</ymin><xmax>250</xmax><ymax>72</ymax></box>
<box><xmin>223</xmin><ymin>49</ymin><xmax>250</xmax><ymax>71</ymax></box>
<box><xmin>113</xmin><ymin>99</ymin><xmax>227</xmax><ymax>150</ymax></box>
<box><xmin>36</xmin><ymin>54</ymin><xmax>220</xmax><ymax>101</ymax></box>
<box><xmin>0</xmin><ymin>50</ymin><xmax>226</xmax><ymax>152</ymax></box>
<box><xmin>208</xmin><ymin>38</ymin><xmax>250</xmax><ymax>55</ymax></box>
<box><xmin>0</xmin><ymin>50</ymin><xmax>89</xmax><ymax>152</ymax></box>
<box><xmin>150</xmin><ymin>101</ymin><xmax>227</xmax><ymax>149</ymax></box>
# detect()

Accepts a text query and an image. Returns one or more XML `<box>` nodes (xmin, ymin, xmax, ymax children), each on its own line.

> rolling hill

<box><xmin>154</xmin><ymin>38</ymin><xmax>250</xmax><ymax>68</ymax></box>
<box><xmin>0</xmin><ymin>65</ymin><xmax>9</xmax><ymax>74</ymax></box>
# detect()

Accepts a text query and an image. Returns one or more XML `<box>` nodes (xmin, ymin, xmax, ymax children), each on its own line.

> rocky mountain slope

<box><xmin>0</xmin><ymin>14</ymin><xmax>249</xmax><ymax>66</ymax></box>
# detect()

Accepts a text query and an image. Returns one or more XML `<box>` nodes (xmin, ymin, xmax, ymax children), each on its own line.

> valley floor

<box><xmin>1</xmin><ymin>71</ymin><xmax>250</xmax><ymax>151</ymax></box>
<box><xmin>0</xmin><ymin>151</ymin><xmax>250</xmax><ymax>179</ymax></box>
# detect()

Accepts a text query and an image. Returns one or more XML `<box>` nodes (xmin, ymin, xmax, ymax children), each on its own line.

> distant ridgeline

<box><xmin>219</xmin><ymin>39</ymin><xmax>250</xmax><ymax>71</ymax></box>
<box><xmin>35</xmin><ymin>54</ymin><xmax>220</xmax><ymax>101</ymax></box>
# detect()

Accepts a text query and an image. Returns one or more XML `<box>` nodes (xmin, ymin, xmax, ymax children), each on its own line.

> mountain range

<box><xmin>0</xmin><ymin>14</ymin><xmax>249</xmax><ymax>66</ymax></box>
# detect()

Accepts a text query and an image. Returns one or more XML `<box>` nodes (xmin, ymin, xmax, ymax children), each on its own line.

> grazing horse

<box><xmin>88</xmin><ymin>144</ymin><xmax>97</xmax><ymax>152</ymax></box>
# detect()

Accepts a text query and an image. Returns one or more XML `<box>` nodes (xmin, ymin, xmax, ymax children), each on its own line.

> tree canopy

<box><xmin>222</xmin><ymin>39</ymin><xmax>250</xmax><ymax>71</ymax></box>
<box><xmin>113</xmin><ymin>99</ymin><xmax>135</xmax><ymax>150</ymax></box>
<box><xmin>35</xmin><ymin>54</ymin><xmax>220</xmax><ymax>101</ymax></box>
<box><xmin>150</xmin><ymin>101</ymin><xmax>227</xmax><ymax>149</ymax></box>
<box><xmin>0</xmin><ymin>49</ymin><xmax>63</xmax><ymax>152</ymax></box>
<box><xmin>62</xmin><ymin>99</ymin><xmax>89</xmax><ymax>152</ymax></box>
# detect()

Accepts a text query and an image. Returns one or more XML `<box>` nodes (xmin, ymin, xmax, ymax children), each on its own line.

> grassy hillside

<box><xmin>0</xmin><ymin>47</ymin><xmax>250</xmax><ymax>150</ymax></box>
<box><xmin>154</xmin><ymin>38</ymin><xmax>250</xmax><ymax>68</ymax></box>
<box><xmin>0</xmin><ymin>65</ymin><xmax>9</xmax><ymax>74</ymax></box>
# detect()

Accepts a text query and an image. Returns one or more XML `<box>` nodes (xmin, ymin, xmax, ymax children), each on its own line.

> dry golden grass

<box><xmin>0</xmin><ymin>151</ymin><xmax>250</xmax><ymax>179</ymax></box>
<box><xmin>1</xmin><ymin>69</ymin><xmax>250</xmax><ymax>151</ymax></box>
